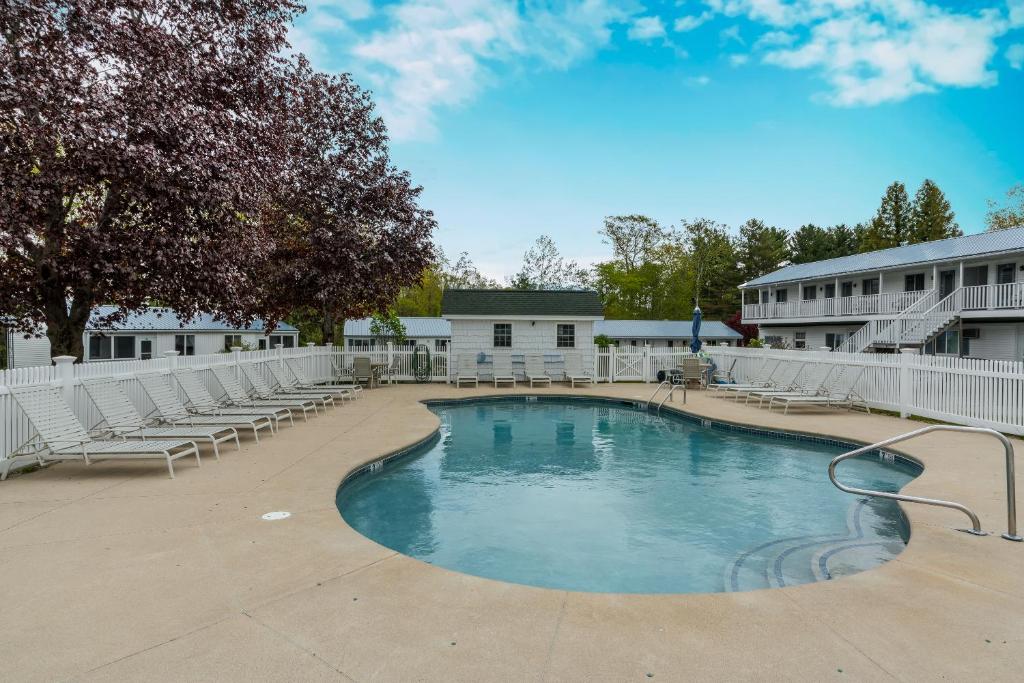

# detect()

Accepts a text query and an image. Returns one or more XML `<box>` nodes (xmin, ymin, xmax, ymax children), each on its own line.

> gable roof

<box><xmin>344</xmin><ymin>317</ymin><xmax>451</xmax><ymax>338</ymax></box>
<box><xmin>743</xmin><ymin>226</ymin><xmax>1024</xmax><ymax>288</ymax></box>
<box><xmin>88</xmin><ymin>307</ymin><xmax>297</xmax><ymax>333</ymax></box>
<box><xmin>594</xmin><ymin>320</ymin><xmax>741</xmax><ymax>339</ymax></box>
<box><xmin>441</xmin><ymin>289</ymin><xmax>604</xmax><ymax>317</ymax></box>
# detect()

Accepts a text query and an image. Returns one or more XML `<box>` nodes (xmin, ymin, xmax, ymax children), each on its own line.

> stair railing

<box><xmin>872</xmin><ymin>289</ymin><xmax>938</xmax><ymax>347</ymax></box>
<box><xmin>829</xmin><ymin>424</ymin><xmax>1021</xmax><ymax>542</ymax></box>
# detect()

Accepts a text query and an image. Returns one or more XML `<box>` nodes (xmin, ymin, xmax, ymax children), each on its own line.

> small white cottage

<box><xmin>343</xmin><ymin>317</ymin><xmax>452</xmax><ymax>353</ymax></box>
<box><xmin>441</xmin><ymin>289</ymin><xmax>604</xmax><ymax>370</ymax></box>
<box><xmin>4</xmin><ymin>306</ymin><xmax>299</xmax><ymax>368</ymax></box>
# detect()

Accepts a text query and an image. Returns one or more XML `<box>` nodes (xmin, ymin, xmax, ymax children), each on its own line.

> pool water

<box><xmin>337</xmin><ymin>398</ymin><xmax>920</xmax><ymax>594</ymax></box>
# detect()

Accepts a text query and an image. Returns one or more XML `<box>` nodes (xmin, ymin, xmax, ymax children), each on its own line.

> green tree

<box><xmin>681</xmin><ymin>218</ymin><xmax>740</xmax><ymax>318</ymax></box>
<box><xmin>986</xmin><ymin>184</ymin><xmax>1024</xmax><ymax>231</ymax></box>
<box><xmin>910</xmin><ymin>179</ymin><xmax>961</xmax><ymax>242</ymax></box>
<box><xmin>789</xmin><ymin>224</ymin><xmax>833</xmax><ymax>264</ymax></box>
<box><xmin>599</xmin><ymin>215</ymin><xmax>666</xmax><ymax>271</ymax></box>
<box><xmin>737</xmin><ymin>219</ymin><xmax>789</xmax><ymax>282</ymax></box>
<box><xmin>508</xmin><ymin>235</ymin><xmax>589</xmax><ymax>290</ymax></box>
<box><xmin>860</xmin><ymin>181</ymin><xmax>913</xmax><ymax>251</ymax></box>
<box><xmin>829</xmin><ymin>223</ymin><xmax>860</xmax><ymax>257</ymax></box>
<box><xmin>369</xmin><ymin>310</ymin><xmax>406</xmax><ymax>344</ymax></box>
<box><xmin>592</xmin><ymin>215</ymin><xmax>671</xmax><ymax>318</ymax></box>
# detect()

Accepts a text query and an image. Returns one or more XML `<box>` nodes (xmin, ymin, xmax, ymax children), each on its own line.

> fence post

<box><xmin>162</xmin><ymin>350</ymin><xmax>179</xmax><ymax>371</ymax></box>
<box><xmin>899</xmin><ymin>348</ymin><xmax>914</xmax><ymax>418</ymax></box>
<box><xmin>52</xmin><ymin>355</ymin><xmax>75</xmax><ymax>405</ymax></box>
<box><xmin>274</xmin><ymin>343</ymin><xmax>283</xmax><ymax>368</ymax></box>
<box><xmin>643</xmin><ymin>344</ymin><xmax>651</xmax><ymax>383</ymax></box>
<box><xmin>386</xmin><ymin>341</ymin><xmax>394</xmax><ymax>376</ymax></box>
<box><xmin>609</xmin><ymin>344</ymin><xmax>616</xmax><ymax>383</ymax></box>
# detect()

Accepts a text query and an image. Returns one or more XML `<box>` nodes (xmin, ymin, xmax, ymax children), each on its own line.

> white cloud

<box><xmin>1010</xmin><ymin>0</ymin><xmax>1024</xmax><ymax>27</ymax></box>
<box><xmin>628</xmin><ymin>15</ymin><xmax>667</xmax><ymax>41</ymax></box>
<box><xmin>1008</xmin><ymin>43</ymin><xmax>1024</xmax><ymax>69</ymax></box>
<box><xmin>688</xmin><ymin>74</ymin><xmax>712</xmax><ymax>85</ymax></box>
<box><xmin>729</xmin><ymin>53</ymin><xmax>749</xmax><ymax>65</ymax></box>
<box><xmin>350</xmin><ymin>1</ymin><xmax>638</xmax><ymax>140</ymax></box>
<box><xmin>674</xmin><ymin>11</ymin><xmax>713</xmax><ymax>32</ymax></box>
<box><xmin>729</xmin><ymin>1</ymin><xmax>1014</xmax><ymax>106</ymax></box>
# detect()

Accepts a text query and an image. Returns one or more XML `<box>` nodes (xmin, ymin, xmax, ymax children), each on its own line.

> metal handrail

<box><xmin>645</xmin><ymin>379</ymin><xmax>687</xmax><ymax>411</ymax></box>
<box><xmin>829</xmin><ymin>424</ymin><xmax>1021</xmax><ymax>542</ymax></box>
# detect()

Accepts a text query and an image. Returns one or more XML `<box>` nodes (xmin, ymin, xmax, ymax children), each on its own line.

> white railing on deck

<box><xmin>743</xmin><ymin>290</ymin><xmax>931</xmax><ymax>321</ymax></box>
<box><xmin>705</xmin><ymin>346</ymin><xmax>1024</xmax><ymax>436</ymax></box>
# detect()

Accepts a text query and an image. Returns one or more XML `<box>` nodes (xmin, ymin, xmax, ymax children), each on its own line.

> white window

<box><xmin>269</xmin><ymin>334</ymin><xmax>295</xmax><ymax>348</ymax></box>
<box><xmin>493</xmin><ymin>323</ymin><xmax>512</xmax><ymax>348</ymax></box>
<box><xmin>174</xmin><ymin>334</ymin><xmax>195</xmax><ymax>356</ymax></box>
<box><xmin>794</xmin><ymin>332</ymin><xmax>806</xmax><ymax>349</ymax></box>
<box><xmin>556</xmin><ymin>324</ymin><xmax>575</xmax><ymax>348</ymax></box>
<box><xmin>348</xmin><ymin>339</ymin><xmax>371</xmax><ymax>350</ymax></box>
<box><xmin>224</xmin><ymin>334</ymin><xmax>243</xmax><ymax>351</ymax></box>
<box><xmin>88</xmin><ymin>335</ymin><xmax>135</xmax><ymax>360</ymax></box>
<box><xmin>435</xmin><ymin>339</ymin><xmax>448</xmax><ymax>352</ymax></box>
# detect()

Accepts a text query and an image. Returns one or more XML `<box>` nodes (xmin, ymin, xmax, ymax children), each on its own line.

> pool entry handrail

<box><xmin>646</xmin><ymin>379</ymin><xmax>686</xmax><ymax>412</ymax></box>
<box><xmin>829</xmin><ymin>425</ymin><xmax>1021</xmax><ymax>542</ymax></box>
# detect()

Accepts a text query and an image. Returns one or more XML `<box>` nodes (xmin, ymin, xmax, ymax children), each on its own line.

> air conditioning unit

<box><xmin>963</xmin><ymin>328</ymin><xmax>981</xmax><ymax>339</ymax></box>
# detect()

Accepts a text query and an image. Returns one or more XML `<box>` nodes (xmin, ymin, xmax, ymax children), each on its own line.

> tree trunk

<box><xmin>320</xmin><ymin>307</ymin><xmax>336</xmax><ymax>346</ymax></box>
<box><xmin>43</xmin><ymin>293</ymin><xmax>92</xmax><ymax>362</ymax></box>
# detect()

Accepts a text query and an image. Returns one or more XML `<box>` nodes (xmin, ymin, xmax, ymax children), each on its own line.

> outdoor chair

<box><xmin>198</xmin><ymin>365</ymin><xmax>315</xmax><ymax>423</ymax></box>
<box><xmin>136</xmin><ymin>372</ymin><xmax>279</xmax><ymax>440</ymax></box>
<box><xmin>237</xmin><ymin>363</ymin><xmax>333</xmax><ymax>411</ymax></box>
<box><xmin>352</xmin><ymin>356</ymin><xmax>378</xmax><ymax>388</ymax></box>
<box><xmin>744</xmin><ymin>364</ymin><xmax>833</xmax><ymax>406</ymax></box>
<box><xmin>8</xmin><ymin>384</ymin><xmax>200</xmax><ymax>479</ymax></box>
<box><xmin>768</xmin><ymin>368</ymin><xmax>870</xmax><ymax>414</ymax></box>
<box><xmin>563</xmin><ymin>353</ymin><xmax>594</xmax><ymax>388</ymax></box>
<box><xmin>287</xmin><ymin>359</ymin><xmax>363</xmax><ymax>397</ymax></box>
<box><xmin>455</xmin><ymin>354</ymin><xmax>479</xmax><ymax>387</ymax></box>
<box><xmin>679</xmin><ymin>357</ymin><xmax>704</xmax><ymax>388</ymax></box>
<box><xmin>711</xmin><ymin>358</ymin><xmax>737</xmax><ymax>384</ymax></box>
<box><xmin>81</xmin><ymin>378</ymin><xmax>240</xmax><ymax>459</ymax></box>
<box><xmin>525</xmin><ymin>354</ymin><xmax>551</xmax><ymax>388</ymax></box>
<box><xmin>491</xmin><ymin>352</ymin><xmax>517</xmax><ymax>388</ymax></box>
<box><xmin>708</xmin><ymin>359</ymin><xmax>779</xmax><ymax>394</ymax></box>
<box><xmin>265</xmin><ymin>362</ymin><xmax>354</xmax><ymax>402</ymax></box>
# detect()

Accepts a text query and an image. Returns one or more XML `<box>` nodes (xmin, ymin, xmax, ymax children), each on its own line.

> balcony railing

<box><xmin>961</xmin><ymin>282</ymin><xmax>1024</xmax><ymax>311</ymax></box>
<box><xmin>742</xmin><ymin>290</ymin><xmax>932</xmax><ymax>321</ymax></box>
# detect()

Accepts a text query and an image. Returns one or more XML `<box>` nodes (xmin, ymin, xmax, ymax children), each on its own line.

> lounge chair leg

<box><xmin>212</xmin><ymin>438</ymin><xmax>220</xmax><ymax>460</ymax></box>
<box><xmin>234</xmin><ymin>431</ymin><xmax>241</xmax><ymax>451</ymax></box>
<box><xmin>167</xmin><ymin>456</ymin><xmax>175</xmax><ymax>479</ymax></box>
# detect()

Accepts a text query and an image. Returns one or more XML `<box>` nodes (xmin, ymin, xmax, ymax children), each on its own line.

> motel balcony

<box><xmin>742</xmin><ymin>282</ymin><xmax>1024</xmax><ymax>325</ymax></box>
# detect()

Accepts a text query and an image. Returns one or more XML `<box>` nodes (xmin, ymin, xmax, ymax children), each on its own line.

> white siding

<box><xmin>963</xmin><ymin>323</ymin><xmax>1024</xmax><ymax>361</ymax></box>
<box><xmin>449</xmin><ymin>319</ymin><xmax>595</xmax><ymax>369</ymax></box>
<box><xmin>758</xmin><ymin>325</ymin><xmax>867</xmax><ymax>350</ymax></box>
<box><xmin>7</xmin><ymin>332</ymin><xmax>51</xmax><ymax>368</ymax></box>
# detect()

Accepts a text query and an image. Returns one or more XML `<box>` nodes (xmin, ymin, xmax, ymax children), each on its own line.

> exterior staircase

<box><xmin>839</xmin><ymin>288</ymin><xmax>963</xmax><ymax>353</ymax></box>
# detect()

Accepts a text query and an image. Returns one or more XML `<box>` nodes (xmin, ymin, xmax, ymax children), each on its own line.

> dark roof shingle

<box><xmin>441</xmin><ymin>289</ymin><xmax>604</xmax><ymax>317</ymax></box>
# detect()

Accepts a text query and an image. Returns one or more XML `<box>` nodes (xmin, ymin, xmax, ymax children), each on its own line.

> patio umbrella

<box><xmin>690</xmin><ymin>306</ymin><xmax>702</xmax><ymax>353</ymax></box>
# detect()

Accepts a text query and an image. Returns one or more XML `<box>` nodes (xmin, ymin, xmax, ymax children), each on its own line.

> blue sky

<box><xmin>292</xmin><ymin>1</ymin><xmax>1024</xmax><ymax>279</ymax></box>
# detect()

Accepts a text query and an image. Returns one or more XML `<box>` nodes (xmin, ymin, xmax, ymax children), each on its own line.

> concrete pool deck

<box><xmin>1</xmin><ymin>383</ymin><xmax>1022</xmax><ymax>681</ymax></box>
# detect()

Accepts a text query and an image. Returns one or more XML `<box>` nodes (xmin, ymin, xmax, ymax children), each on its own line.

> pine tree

<box><xmin>910</xmin><ymin>179</ymin><xmax>961</xmax><ymax>243</ymax></box>
<box><xmin>789</xmin><ymin>224</ymin><xmax>832</xmax><ymax>264</ymax></box>
<box><xmin>738</xmin><ymin>218</ymin><xmax>789</xmax><ymax>281</ymax></box>
<box><xmin>860</xmin><ymin>182</ymin><xmax>913</xmax><ymax>252</ymax></box>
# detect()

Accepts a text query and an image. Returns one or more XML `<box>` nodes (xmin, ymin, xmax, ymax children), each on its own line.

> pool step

<box><xmin>725</xmin><ymin>499</ymin><xmax>902</xmax><ymax>592</ymax></box>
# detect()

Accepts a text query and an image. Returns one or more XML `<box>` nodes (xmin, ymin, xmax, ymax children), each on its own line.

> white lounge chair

<box><xmin>81</xmin><ymin>378</ymin><xmax>240</xmax><ymax>459</ymax></box>
<box><xmin>718</xmin><ymin>361</ymin><xmax>802</xmax><ymax>401</ymax></box>
<box><xmin>563</xmin><ymin>353</ymin><xmax>593</xmax><ymax>388</ymax></box>
<box><xmin>238</xmin><ymin>364</ymin><xmax>334</xmax><ymax>411</ymax></box>
<box><xmin>265</xmin><ymin>362</ymin><xmax>354</xmax><ymax>402</ymax></box>
<box><xmin>744</xmin><ymin>364</ymin><xmax>831</xmax><ymax>406</ymax></box>
<box><xmin>492</xmin><ymin>352</ymin><xmax>516</xmax><ymax>388</ymax></box>
<box><xmin>525</xmin><ymin>354</ymin><xmax>551</xmax><ymax>387</ymax></box>
<box><xmin>137</xmin><ymin>372</ymin><xmax>280</xmax><ymax>439</ymax></box>
<box><xmin>8</xmin><ymin>384</ymin><xmax>200</xmax><ymax>478</ymax></box>
<box><xmin>769</xmin><ymin>368</ymin><xmax>870</xmax><ymax>414</ymax></box>
<box><xmin>203</xmin><ymin>366</ymin><xmax>317</xmax><ymax>421</ymax></box>
<box><xmin>286</xmin><ymin>360</ymin><xmax>363</xmax><ymax>397</ymax></box>
<box><xmin>455</xmin><ymin>354</ymin><xmax>479</xmax><ymax>387</ymax></box>
<box><xmin>708</xmin><ymin>359</ymin><xmax>780</xmax><ymax>393</ymax></box>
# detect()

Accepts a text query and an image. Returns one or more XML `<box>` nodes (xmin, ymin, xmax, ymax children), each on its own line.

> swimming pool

<box><xmin>337</xmin><ymin>397</ymin><xmax>920</xmax><ymax>594</ymax></box>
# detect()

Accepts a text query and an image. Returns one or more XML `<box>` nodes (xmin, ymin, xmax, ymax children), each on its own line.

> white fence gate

<box><xmin>594</xmin><ymin>346</ymin><xmax>702</xmax><ymax>382</ymax></box>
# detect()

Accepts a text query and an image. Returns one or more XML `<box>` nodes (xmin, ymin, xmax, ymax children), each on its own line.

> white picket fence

<box><xmin>594</xmin><ymin>346</ymin><xmax>705</xmax><ymax>382</ymax></box>
<box><xmin>705</xmin><ymin>346</ymin><xmax>1024</xmax><ymax>436</ymax></box>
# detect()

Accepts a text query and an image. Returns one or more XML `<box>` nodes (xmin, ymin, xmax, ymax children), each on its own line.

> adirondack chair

<box><xmin>238</xmin><ymin>363</ymin><xmax>334</xmax><ymax>410</ymax></box>
<box><xmin>205</xmin><ymin>366</ymin><xmax>318</xmax><ymax>420</ymax></box>
<box><xmin>136</xmin><ymin>372</ymin><xmax>279</xmax><ymax>440</ymax></box>
<box><xmin>525</xmin><ymin>354</ymin><xmax>551</xmax><ymax>387</ymax></box>
<box><xmin>454</xmin><ymin>354</ymin><xmax>479</xmax><ymax>387</ymax></box>
<box><xmin>81</xmin><ymin>378</ymin><xmax>240</xmax><ymax>458</ymax></box>
<box><xmin>563</xmin><ymin>353</ymin><xmax>593</xmax><ymax>388</ymax></box>
<box><xmin>8</xmin><ymin>384</ymin><xmax>200</xmax><ymax>478</ymax></box>
<box><xmin>265</xmin><ymin>362</ymin><xmax>354</xmax><ymax>401</ymax></box>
